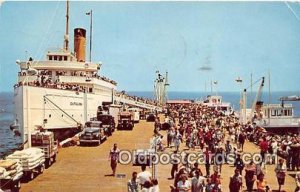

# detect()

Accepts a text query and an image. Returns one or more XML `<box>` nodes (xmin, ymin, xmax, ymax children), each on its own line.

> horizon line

<box><xmin>1</xmin><ymin>90</ymin><xmax>300</xmax><ymax>94</ymax></box>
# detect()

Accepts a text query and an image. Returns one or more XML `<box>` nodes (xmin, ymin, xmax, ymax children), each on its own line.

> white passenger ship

<box><xmin>12</xmin><ymin>3</ymin><xmax>117</xmax><ymax>146</ymax></box>
<box><xmin>198</xmin><ymin>95</ymin><xmax>233</xmax><ymax>115</ymax></box>
<box><xmin>256</xmin><ymin>102</ymin><xmax>300</xmax><ymax>134</ymax></box>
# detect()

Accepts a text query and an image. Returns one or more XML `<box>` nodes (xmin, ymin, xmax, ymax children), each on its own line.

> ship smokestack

<box><xmin>74</xmin><ymin>28</ymin><xmax>86</xmax><ymax>62</ymax></box>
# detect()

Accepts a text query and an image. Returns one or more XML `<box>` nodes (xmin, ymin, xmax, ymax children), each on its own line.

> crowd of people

<box><xmin>14</xmin><ymin>77</ymin><xmax>87</xmax><ymax>92</ymax></box>
<box><xmin>150</xmin><ymin>103</ymin><xmax>299</xmax><ymax>192</ymax></box>
<box><xmin>16</xmin><ymin>69</ymin><xmax>117</xmax><ymax>89</ymax></box>
<box><xmin>105</xmin><ymin>101</ymin><xmax>300</xmax><ymax>191</ymax></box>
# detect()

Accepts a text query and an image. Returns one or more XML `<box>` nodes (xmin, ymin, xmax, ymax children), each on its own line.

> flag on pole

<box><xmin>86</xmin><ymin>11</ymin><xmax>91</xmax><ymax>15</ymax></box>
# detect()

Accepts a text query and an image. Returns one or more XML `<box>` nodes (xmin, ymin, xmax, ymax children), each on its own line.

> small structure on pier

<box><xmin>154</xmin><ymin>71</ymin><xmax>169</xmax><ymax>105</ymax></box>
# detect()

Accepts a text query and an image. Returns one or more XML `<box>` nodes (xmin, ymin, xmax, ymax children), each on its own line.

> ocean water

<box><xmin>1</xmin><ymin>91</ymin><xmax>300</xmax><ymax>158</ymax></box>
<box><xmin>0</xmin><ymin>92</ymin><xmax>22</xmax><ymax>158</ymax></box>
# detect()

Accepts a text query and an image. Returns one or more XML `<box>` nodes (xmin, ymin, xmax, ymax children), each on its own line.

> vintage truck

<box><xmin>117</xmin><ymin>112</ymin><xmax>134</xmax><ymax>130</ymax></box>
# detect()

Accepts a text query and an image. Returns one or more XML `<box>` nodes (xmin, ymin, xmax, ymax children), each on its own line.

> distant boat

<box><xmin>10</xmin><ymin>120</ymin><xmax>20</xmax><ymax>131</ymax></box>
<box><xmin>196</xmin><ymin>95</ymin><xmax>233</xmax><ymax>116</ymax></box>
<box><xmin>255</xmin><ymin>99</ymin><xmax>300</xmax><ymax>134</ymax></box>
<box><xmin>198</xmin><ymin>66</ymin><xmax>212</xmax><ymax>71</ymax></box>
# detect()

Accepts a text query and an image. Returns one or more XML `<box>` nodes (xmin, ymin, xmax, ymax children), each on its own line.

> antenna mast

<box><xmin>64</xmin><ymin>0</ymin><xmax>70</xmax><ymax>51</ymax></box>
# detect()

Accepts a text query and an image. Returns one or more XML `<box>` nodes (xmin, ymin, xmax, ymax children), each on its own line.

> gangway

<box><xmin>114</xmin><ymin>96</ymin><xmax>162</xmax><ymax>112</ymax></box>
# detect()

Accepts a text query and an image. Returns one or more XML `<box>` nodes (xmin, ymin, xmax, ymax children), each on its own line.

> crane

<box><xmin>249</xmin><ymin>77</ymin><xmax>265</xmax><ymax>120</ymax></box>
<box><xmin>241</xmin><ymin>77</ymin><xmax>265</xmax><ymax>123</ymax></box>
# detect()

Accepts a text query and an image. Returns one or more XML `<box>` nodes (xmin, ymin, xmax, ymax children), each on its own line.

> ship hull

<box><xmin>13</xmin><ymin>86</ymin><xmax>113</xmax><ymax>145</ymax></box>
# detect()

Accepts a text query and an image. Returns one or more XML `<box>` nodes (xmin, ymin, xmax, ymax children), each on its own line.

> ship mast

<box><xmin>86</xmin><ymin>10</ymin><xmax>93</xmax><ymax>62</ymax></box>
<box><xmin>64</xmin><ymin>0</ymin><xmax>69</xmax><ymax>51</ymax></box>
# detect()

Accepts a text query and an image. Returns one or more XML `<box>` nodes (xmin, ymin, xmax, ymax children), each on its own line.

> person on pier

<box><xmin>275</xmin><ymin>159</ymin><xmax>287</xmax><ymax>192</ymax></box>
<box><xmin>229</xmin><ymin>169</ymin><xmax>242</xmax><ymax>192</ymax></box>
<box><xmin>128</xmin><ymin>172</ymin><xmax>139</xmax><ymax>192</ymax></box>
<box><xmin>138</xmin><ymin>165</ymin><xmax>152</xmax><ymax>189</ymax></box>
<box><xmin>108</xmin><ymin>143</ymin><xmax>120</xmax><ymax>176</ymax></box>
<box><xmin>174</xmin><ymin>130</ymin><xmax>183</xmax><ymax>152</ymax></box>
<box><xmin>256</xmin><ymin>173</ymin><xmax>270</xmax><ymax>192</ymax></box>
<box><xmin>191</xmin><ymin>170</ymin><xmax>206</xmax><ymax>192</ymax></box>
<box><xmin>244</xmin><ymin>160</ymin><xmax>256</xmax><ymax>192</ymax></box>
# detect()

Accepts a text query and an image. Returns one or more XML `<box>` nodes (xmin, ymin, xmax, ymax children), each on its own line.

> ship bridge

<box><xmin>114</xmin><ymin>96</ymin><xmax>163</xmax><ymax>112</ymax></box>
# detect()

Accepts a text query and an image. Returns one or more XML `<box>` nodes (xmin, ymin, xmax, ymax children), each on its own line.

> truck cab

<box><xmin>117</xmin><ymin>112</ymin><xmax>134</xmax><ymax>130</ymax></box>
<box><xmin>97</xmin><ymin>114</ymin><xmax>115</xmax><ymax>136</ymax></box>
<box><xmin>79</xmin><ymin>121</ymin><xmax>106</xmax><ymax>145</ymax></box>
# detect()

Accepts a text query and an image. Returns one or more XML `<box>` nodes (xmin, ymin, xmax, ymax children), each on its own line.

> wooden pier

<box><xmin>20</xmin><ymin>119</ymin><xmax>296</xmax><ymax>192</ymax></box>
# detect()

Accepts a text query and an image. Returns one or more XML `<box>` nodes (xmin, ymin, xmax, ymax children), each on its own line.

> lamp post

<box><xmin>213</xmin><ymin>81</ymin><xmax>218</xmax><ymax>96</ymax></box>
<box><xmin>235</xmin><ymin>77</ymin><xmax>243</xmax><ymax>123</ymax></box>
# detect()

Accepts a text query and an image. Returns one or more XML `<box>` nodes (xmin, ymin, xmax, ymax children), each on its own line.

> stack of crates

<box><xmin>31</xmin><ymin>131</ymin><xmax>54</xmax><ymax>146</ymax></box>
<box><xmin>31</xmin><ymin>131</ymin><xmax>54</xmax><ymax>158</ymax></box>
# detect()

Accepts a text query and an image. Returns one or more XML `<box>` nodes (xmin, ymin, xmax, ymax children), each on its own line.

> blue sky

<box><xmin>0</xmin><ymin>1</ymin><xmax>300</xmax><ymax>92</ymax></box>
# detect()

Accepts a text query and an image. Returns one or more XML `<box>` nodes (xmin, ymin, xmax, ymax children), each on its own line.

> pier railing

<box><xmin>114</xmin><ymin>96</ymin><xmax>162</xmax><ymax>112</ymax></box>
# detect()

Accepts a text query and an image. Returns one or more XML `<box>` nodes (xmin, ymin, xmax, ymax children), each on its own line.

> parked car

<box><xmin>79</xmin><ymin>121</ymin><xmax>106</xmax><ymax>145</ymax></box>
<box><xmin>146</xmin><ymin>113</ymin><xmax>156</xmax><ymax>122</ymax></box>
<box><xmin>97</xmin><ymin>114</ymin><xmax>115</xmax><ymax>136</ymax></box>
<box><xmin>117</xmin><ymin>112</ymin><xmax>134</xmax><ymax>130</ymax></box>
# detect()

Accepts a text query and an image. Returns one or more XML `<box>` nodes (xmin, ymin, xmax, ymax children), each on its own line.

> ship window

<box><xmin>284</xmin><ymin>110</ymin><xmax>288</xmax><ymax>116</ymax></box>
<box><xmin>59</xmin><ymin>56</ymin><xmax>63</xmax><ymax>61</ymax></box>
<box><xmin>49</xmin><ymin>56</ymin><xmax>53</xmax><ymax>60</ymax></box>
<box><xmin>64</xmin><ymin>56</ymin><xmax>68</xmax><ymax>61</ymax></box>
<box><xmin>54</xmin><ymin>56</ymin><xmax>57</xmax><ymax>60</ymax></box>
<box><xmin>49</xmin><ymin>114</ymin><xmax>51</xmax><ymax>118</ymax></box>
<box><xmin>89</xmin><ymin>88</ymin><xmax>93</xmax><ymax>93</ymax></box>
<box><xmin>62</xmin><ymin>114</ymin><xmax>64</xmax><ymax>117</ymax></box>
<box><xmin>271</xmin><ymin>110</ymin><xmax>276</xmax><ymax>116</ymax></box>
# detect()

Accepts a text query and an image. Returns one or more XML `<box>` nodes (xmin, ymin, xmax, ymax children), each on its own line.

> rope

<box><xmin>44</xmin><ymin>96</ymin><xmax>80</xmax><ymax>126</ymax></box>
<box><xmin>34</xmin><ymin>1</ymin><xmax>62</xmax><ymax>62</ymax></box>
<box><xmin>245</xmin><ymin>77</ymin><xmax>263</xmax><ymax>90</ymax></box>
<box><xmin>45</xmin><ymin>102</ymin><xmax>75</xmax><ymax>127</ymax></box>
<box><xmin>285</xmin><ymin>2</ymin><xmax>300</xmax><ymax>21</ymax></box>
